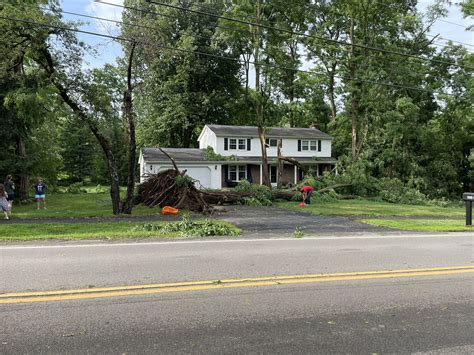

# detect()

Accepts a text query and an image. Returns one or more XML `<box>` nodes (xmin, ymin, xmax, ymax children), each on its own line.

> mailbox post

<box><xmin>463</xmin><ymin>193</ymin><xmax>473</xmax><ymax>226</ymax></box>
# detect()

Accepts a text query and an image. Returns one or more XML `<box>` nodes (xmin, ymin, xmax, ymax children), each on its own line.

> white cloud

<box><xmin>86</xmin><ymin>0</ymin><xmax>124</xmax><ymax>22</ymax></box>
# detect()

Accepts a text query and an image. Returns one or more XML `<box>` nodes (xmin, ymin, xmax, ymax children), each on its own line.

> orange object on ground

<box><xmin>162</xmin><ymin>206</ymin><xmax>179</xmax><ymax>215</ymax></box>
<box><xmin>299</xmin><ymin>202</ymin><xmax>305</xmax><ymax>207</ymax></box>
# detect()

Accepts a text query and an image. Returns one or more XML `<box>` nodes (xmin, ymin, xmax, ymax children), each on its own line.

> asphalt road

<box><xmin>1</xmin><ymin>233</ymin><xmax>473</xmax><ymax>353</ymax></box>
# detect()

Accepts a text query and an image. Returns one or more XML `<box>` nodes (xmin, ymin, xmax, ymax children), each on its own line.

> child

<box><xmin>0</xmin><ymin>184</ymin><xmax>10</xmax><ymax>220</ymax></box>
<box><xmin>4</xmin><ymin>175</ymin><xmax>15</xmax><ymax>213</ymax></box>
<box><xmin>33</xmin><ymin>177</ymin><xmax>47</xmax><ymax>210</ymax></box>
<box><xmin>301</xmin><ymin>184</ymin><xmax>314</xmax><ymax>205</ymax></box>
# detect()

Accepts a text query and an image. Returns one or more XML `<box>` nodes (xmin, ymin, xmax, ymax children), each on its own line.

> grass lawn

<box><xmin>359</xmin><ymin>219</ymin><xmax>473</xmax><ymax>232</ymax></box>
<box><xmin>11</xmin><ymin>192</ymin><xmax>161</xmax><ymax>219</ymax></box>
<box><xmin>276</xmin><ymin>199</ymin><xmax>464</xmax><ymax>217</ymax></box>
<box><xmin>0</xmin><ymin>220</ymin><xmax>241</xmax><ymax>241</ymax></box>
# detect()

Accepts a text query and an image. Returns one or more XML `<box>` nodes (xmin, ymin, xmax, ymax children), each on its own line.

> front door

<box><xmin>269</xmin><ymin>165</ymin><xmax>277</xmax><ymax>184</ymax></box>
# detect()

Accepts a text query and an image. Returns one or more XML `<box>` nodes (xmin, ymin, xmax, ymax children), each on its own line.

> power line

<box><xmin>97</xmin><ymin>0</ymin><xmax>252</xmax><ymax>36</ymax></box>
<box><xmin>52</xmin><ymin>7</ymin><xmax>443</xmax><ymax>77</ymax></box>
<box><xmin>140</xmin><ymin>0</ymin><xmax>474</xmax><ymax>71</ymax></box>
<box><xmin>1</xmin><ymin>14</ymin><xmax>461</xmax><ymax>98</ymax></box>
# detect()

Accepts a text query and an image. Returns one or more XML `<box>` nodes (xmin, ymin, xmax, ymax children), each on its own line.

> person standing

<box><xmin>0</xmin><ymin>184</ymin><xmax>10</xmax><ymax>219</ymax></box>
<box><xmin>33</xmin><ymin>177</ymin><xmax>47</xmax><ymax>210</ymax></box>
<box><xmin>301</xmin><ymin>184</ymin><xmax>314</xmax><ymax>205</ymax></box>
<box><xmin>4</xmin><ymin>175</ymin><xmax>15</xmax><ymax>214</ymax></box>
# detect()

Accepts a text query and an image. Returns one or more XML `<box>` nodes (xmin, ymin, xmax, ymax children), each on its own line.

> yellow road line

<box><xmin>1</xmin><ymin>266</ymin><xmax>472</xmax><ymax>304</ymax></box>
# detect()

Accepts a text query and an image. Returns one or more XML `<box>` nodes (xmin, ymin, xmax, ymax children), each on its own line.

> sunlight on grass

<box><xmin>276</xmin><ymin>199</ymin><xmax>464</xmax><ymax>217</ymax></box>
<box><xmin>11</xmin><ymin>193</ymin><xmax>160</xmax><ymax>219</ymax></box>
<box><xmin>359</xmin><ymin>219</ymin><xmax>473</xmax><ymax>232</ymax></box>
<box><xmin>0</xmin><ymin>220</ymin><xmax>240</xmax><ymax>241</ymax></box>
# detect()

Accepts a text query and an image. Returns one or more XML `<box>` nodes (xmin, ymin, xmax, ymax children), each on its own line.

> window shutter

<box><xmin>298</xmin><ymin>140</ymin><xmax>301</xmax><ymax>151</ymax></box>
<box><xmin>318</xmin><ymin>140</ymin><xmax>321</xmax><ymax>152</ymax></box>
<box><xmin>247</xmin><ymin>138</ymin><xmax>251</xmax><ymax>151</ymax></box>
<box><xmin>247</xmin><ymin>164</ymin><xmax>253</xmax><ymax>183</ymax></box>
<box><xmin>224</xmin><ymin>138</ymin><xmax>228</xmax><ymax>150</ymax></box>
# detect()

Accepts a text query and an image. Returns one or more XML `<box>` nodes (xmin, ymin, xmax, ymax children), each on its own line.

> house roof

<box><xmin>141</xmin><ymin>148</ymin><xmax>206</xmax><ymax>162</ymax></box>
<box><xmin>140</xmin><ymin>148</ymin><xmax>336</xmax><ymax>164</ymax></box>
<box><xmin>205</xmin><ymin>124</ymin><xmax>332</xmax><ymax>139</ymax></box>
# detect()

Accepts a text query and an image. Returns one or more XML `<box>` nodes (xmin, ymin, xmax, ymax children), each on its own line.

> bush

<box><xmin>66</xmin><ymin>182</ymin><xmax>87</xmax><ymax>194</ymax></box>
<box><xmin>235</xmin><ymin>180</ymin><xmax>273</xmax><ymax>205</ymax></box>
<box><xmin>132</xmin><ymin>214</ymin><xmax>239</xmax><ymax>237</ymax></box>
<box><xmin>377</xmin><ymin>178</ymin><xmax>427</xmax><ymax>205</ymax></box>
<box><xmin>175</xmin><ymin>175</ymin><xmax>194</xmax><ymax>188</ymax></box>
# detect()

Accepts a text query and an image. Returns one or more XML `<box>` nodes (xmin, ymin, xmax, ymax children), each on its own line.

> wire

<box><xmin>140</xmin><ymin>0</ymin><xmax>474</xmax><ymax>70</ymax></box>
<box><xmin>1</xmin><ymin>14</ymin><xmax>461</xmax><ymax>98</ymax></box>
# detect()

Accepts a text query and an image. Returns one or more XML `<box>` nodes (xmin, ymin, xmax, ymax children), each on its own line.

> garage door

<box><xmin>157</xmin><ymin>166</ymin><xmax>212</xmax><ymax>189</ymax></box>
<box><xmin>184</xmin><ymin>167</ymin><xmax>212</xmax><ymax>189</ymax></box>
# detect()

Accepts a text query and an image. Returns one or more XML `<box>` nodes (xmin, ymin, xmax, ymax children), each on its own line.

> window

<box><xmin>265</xmin><ymin>138</ymin><xmax>278</xmax><ymax>147</ymax></box>
<box><xmin>229</xmin><ymin>165</ymin><xmax>247</xmax><ymax>181</ymax></box>
<box><xmin>301</xmin><ymin>140</ymin><xmax>309</xmax><ymax>151</ymax></box>
<box><xmin>228</xmin><ymin>138</ymin><xmax>246</xmax><ymax>150</ymax></box>
<box><xmin>301</xmin><ymin>140</ymin><xmax>319</xmax><ymax>151</ymax></box>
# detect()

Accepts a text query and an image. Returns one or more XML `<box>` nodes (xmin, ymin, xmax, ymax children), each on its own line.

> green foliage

<box><xmin>65</xmin><ymin>182</ymin><xmax>87</xmax><ymax>194</ymax></box>
<box><xmin>376</xmin><ymin>178</ymin><xmax>427</xmax><ymax>205</ymax></box>
<box><xmin>204</xmin><ymin>146</ymin><xmax>236</xmax><ymax>161</ymax></box>
<box><xmin>175</xmin><ymin>174</ymin><xmax>194</xmax><ymax>188</ymax></box>
<box><xmin>235</xmin><ymin>180</ymin><xmax>273</xmax><ymax>206</ymax></box>
<box><xmin>293</xmin><ymin>226</ymin><xmax>304</xmax><ymax>238</ymax></box>
<box><xmin>132</xmin><ymin>213</ymin><xmax>239</xmax><ymax>237</ymax></box>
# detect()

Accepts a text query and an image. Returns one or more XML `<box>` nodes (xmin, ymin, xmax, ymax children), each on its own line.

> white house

<box><xmin>139</xmin><ymin>124</ymin><xmax>335</xmax><ymax>189</ymax></box>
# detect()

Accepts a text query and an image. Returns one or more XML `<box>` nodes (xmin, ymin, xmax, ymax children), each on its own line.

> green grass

<box><xmin>359</xmin><ymin>219</ymin><xmax>474</xmax><ymax>232</ymax></box>
<box><xmin>0</xmin><ymin>220</ymin><xmax>241</xmax><ymax>241</ymax></box>
<box><xmin>11</xmin><ymin>192</ymin><xmax>161</xmax><ymax>219</ymax></box>
<box><xmin>276</xmin><ymin>199</ymin><xmax>464</xmax><ymax>217</ymax></box>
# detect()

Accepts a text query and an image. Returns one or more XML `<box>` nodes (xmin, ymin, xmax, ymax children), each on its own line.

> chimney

<box><xmin>309</xmin><ymin>122</ymin><xmax>320</xmax><ymax>130</ymax></box>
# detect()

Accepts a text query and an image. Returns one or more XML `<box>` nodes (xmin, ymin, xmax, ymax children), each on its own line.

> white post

<box><xmin>316</xmin><ymin>164</ymin><xmax>319</xmax><ymax>177</ymax></box>
<box><xmin>294</xmin><ymin>165</ymin><xmax>297</xmax><ymax>184</ymax></box>
<box><xmin>260</xmin><ymin>164</ymin><xmax>263</xmax><ymax>185</ymax></box>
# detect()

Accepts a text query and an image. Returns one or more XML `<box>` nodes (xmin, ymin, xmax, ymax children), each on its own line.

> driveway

<box><xmin>214</xmin><ymin>205</ymin><xmax>396</xmax><ymax>236</ymax></box>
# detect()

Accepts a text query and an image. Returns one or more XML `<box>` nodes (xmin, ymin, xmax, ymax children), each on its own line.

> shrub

<box><xmin>175</xmin><ymin>174</ymin><xmax>194</xmax><ymax>188</ymax></box>
<box><xmin>235</xmin><ymin>180</ymin><xmax>273</xmax><ymax>205</ymax></box>
<box><xmin>132</xmin><ymin>214</ymin><xmax>239</xmax><ymax>237</ymax></box>
<box><xmin>66</xmin><ymin>182</ymin><xmax>87</xmax><ymax>194</ymax></box>
<box><xmin>377</xmin><ymin>177</ymin><xmax>427</xmax><ymax>205</ymax></box>
<box><xmin>95</xmin><ymin>184</ymin><xmax>107</xmax><ymax>194</ymax></box>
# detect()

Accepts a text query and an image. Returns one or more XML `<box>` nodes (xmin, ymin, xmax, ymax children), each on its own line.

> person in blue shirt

<box><xmin>33</xmin><ymin>177</ymin><xmax>47</xmax><ymax>210</ymax></box>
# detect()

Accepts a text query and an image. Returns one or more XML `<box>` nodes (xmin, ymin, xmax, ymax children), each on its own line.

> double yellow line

<box><xmin>1</xmin><ymin>266</ymin><xmax>473</xmax><ymax>304</ymax></box>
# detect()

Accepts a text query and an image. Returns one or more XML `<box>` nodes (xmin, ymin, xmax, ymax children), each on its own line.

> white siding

<box><xmin>215</xmin><ymin>137</ymin><xmax>331</xmax><ymax>158</ymax></box>
<box><xmin>140</xmin><ymin>162</ymin><xmax>221</xmax><ymax>189</ymax></box>
<box><xmin>198</xmin><ymin>126</ymin><xmax>217</xmax><ymax>150</ymax></box>
<box><xmin>281</xmin><ymin>138</ymin><xmax>332</xmax><ymax>158</ymax></box>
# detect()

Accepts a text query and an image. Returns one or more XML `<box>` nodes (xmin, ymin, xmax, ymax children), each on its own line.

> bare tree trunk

<box><xmin>121</xmin><ymin>43</ymin><xmax>137</xmax><ymax>215</ymax></box>
<box><xmin>254</xmin><ymin>0</ymin><xmax>270</xmax><ymax>187</ymax></box>
<box><xmin>15</xmin><ymin>135</ymin><xmax>29</xmax><ymax>201</ymax></box>
<box><xmin>349</xmin><ymin>18</ymin><xmax>358</xmax><ymax>161</ymax></box>
<box><xmin>328</xmin><ymin>64</ymin><xmax>337</xmax><ymax>122</ymax></box>
<box><xmin>277</xmin><ymin>139</ymin><xmax>283</xmax><ymax>188</ymax></box>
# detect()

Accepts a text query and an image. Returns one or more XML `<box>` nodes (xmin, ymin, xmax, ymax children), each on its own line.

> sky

<box><xmin>60</xmin><ymin>0</ymin><xmax>473</xmax><ymax>69</ymax></box>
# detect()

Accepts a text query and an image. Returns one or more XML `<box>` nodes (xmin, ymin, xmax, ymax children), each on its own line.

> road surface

<box><xmin>1</xmin><ymin>233</ymin><xmax>473</xmax><ymax>353</ymax></box>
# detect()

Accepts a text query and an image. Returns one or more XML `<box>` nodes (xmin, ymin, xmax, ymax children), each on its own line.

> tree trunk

<box><xmin>277</xmin><ymin>139</ymin><xmax>283</xmax><ymax>188</ymax></box>
<box><xmin>16</xmin><ymin>135</ymin><xmax>28</xmax><ymax>201</ymax></box>
<box><xmin>349</xmin><ymin>18</ymin><xmax>358</xmax><ymax>161</ymax></box>
<box><xmin>328</xmin><ymin>65</ymin><xmax>337</xmax><ymax>122</ymax></box>
<box><xmin>121</xmin><ymin>43</ymin><xmax>137</xmax><ymax>215</ymax></box>
<box><xmin>254</xmin><ymin>0</ymin><xmax>270</xmax><ymax>187</ymax></box>
<box><xmin>38</xmin><ymin>47</ymin><xmax>122</xmax><ymax>214</ymax></box>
